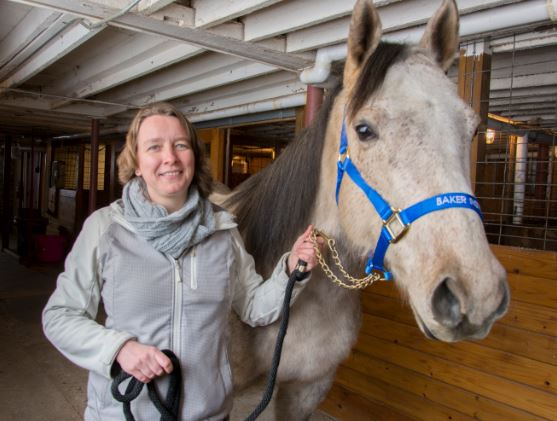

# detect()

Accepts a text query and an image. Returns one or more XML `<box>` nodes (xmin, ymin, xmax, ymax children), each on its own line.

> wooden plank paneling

<box><xmin>503</xmin><ymin>299</ymin><xmax>557</xmax><ymax>336</ymax></box>
<box><xmin>362</xmin><ymin>292</ymin><xmax>557</xmax><ymax>368</ymax></box>
<box><xmin>322</xmin><ymin>245</ymin><xmax>557</xmax><ymax>420</ymax></box>
<box><xmin>507</xmin><ymin>272</ymin><xmax>557</xmax><ymax>308</ymax></box>
<box><xmin>354</xmin><ymin>334</ymin><xmax>557</xmax><ymax>419</ymax></box>
<box><xmin>345</xmin><ymin>350</ymin><xmax>542</xmax><ymax>421</ymax></box>
<box><xmin>335</xmin><ymin>365</ymin><xmax>474</xmax><ymax>421</ymax></box>
<box><xmin>360</xmin><ymin>313</ymin><xmax>556</xmax><ymax>394</ymax></box>
<box><xmin>493</xmin><ymin>245</ymin><xmax>557</xmax><ymax>280</ymax></box>
<box><xmin>475</xmin><ymin>321</ymin><xmax>557</xmax><ymax>365</ymax></box>
<box><xmin>319</xmin><ymin>384</ymin><xmax>415</xmax><ymax>421</ymax></box>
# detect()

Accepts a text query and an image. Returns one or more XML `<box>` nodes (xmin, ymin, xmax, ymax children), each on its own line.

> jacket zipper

<box><xmin>190</xmin><ymin>246</ymin><xmax>197</xmax><ymax>290</ymax></box>
<box><xmin>171</xmin><ymin>258</ymin><xmax>182</xmax><ymax>355</ymax></box>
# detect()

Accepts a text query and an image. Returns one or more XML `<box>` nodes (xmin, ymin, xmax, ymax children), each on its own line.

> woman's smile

<box><xmin>135</xmin><ymin>115</ymin><xmax>195</xmax><ymax>213</ymax></box>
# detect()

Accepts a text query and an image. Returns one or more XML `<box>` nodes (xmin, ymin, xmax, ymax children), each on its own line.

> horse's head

<box><xmin>323</xmin><ymin>0</ymin><xmax>509</xmax><ymax>342</ymax></box>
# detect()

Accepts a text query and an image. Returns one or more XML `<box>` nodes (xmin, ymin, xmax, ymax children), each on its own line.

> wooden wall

<box><xmin>321</xmin><ymin>245</ymin><xmax>557</xmax><ymax>420</ymax></box>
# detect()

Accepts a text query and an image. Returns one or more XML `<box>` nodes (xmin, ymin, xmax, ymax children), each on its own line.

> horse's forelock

<box><xmin>224</xmin><ymin>82</ymin><xmax>343</xmax><ymax>274</ymax></box>
<box><xmin>347</xmin><ymin>42</ymin><xmax>409</xmax><ymax>119</ymax></box>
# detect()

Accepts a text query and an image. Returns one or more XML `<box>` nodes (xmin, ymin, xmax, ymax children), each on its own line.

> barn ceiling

<box><xmin>1</xmin><ymin>0</ymin><xmax>556</xmax><ymax>139</ymax></box>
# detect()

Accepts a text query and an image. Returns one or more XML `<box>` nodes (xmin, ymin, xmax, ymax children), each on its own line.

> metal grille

<box><xmin>83</xmin><ymin>145</ymin><xmax>105</xmax><ymax>191</ymax></box>
<box><xmin>470</xmin><ymin>34</ymin><xmax>557</xmax><ymax>252</ymax></box>
<box><xmin>54</xmin><ymin>146</ymin><xmax>79</xmax><ymax>190</ymax></box>
<box><xmin>53</xmin><ymin>144</ymin><xmax>106</xmax><ymax>191</ymax></box>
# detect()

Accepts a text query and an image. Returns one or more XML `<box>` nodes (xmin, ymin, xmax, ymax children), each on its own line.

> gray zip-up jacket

<box><xmin>42</xmin><ymin>201</ymin><xmax>308</xmax><ymax>421</ymax></box>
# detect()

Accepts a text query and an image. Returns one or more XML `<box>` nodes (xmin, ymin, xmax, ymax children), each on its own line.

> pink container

<box><xmin>34</xmin><ymin>234</ymin><xmax>66</xmax><ymax>263</ymax></box>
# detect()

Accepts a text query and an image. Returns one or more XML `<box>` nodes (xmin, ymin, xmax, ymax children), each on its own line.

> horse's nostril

<box><xmin>432</xmin><ymin>278</ymin><xmax>463</xmax><ymax>328</ymax></box>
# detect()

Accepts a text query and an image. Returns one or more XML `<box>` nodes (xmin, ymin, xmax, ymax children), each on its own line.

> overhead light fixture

<box><xmin>485</xmin><ymin>129</ymin><xmax>495</xmax><ymax>145</ymax></box>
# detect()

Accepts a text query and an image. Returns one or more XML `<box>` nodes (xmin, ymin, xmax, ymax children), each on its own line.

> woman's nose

<box><xmin>162</xmin><ymin>145</ymin><xmax>178</xmax><ymax>162</ymax></box>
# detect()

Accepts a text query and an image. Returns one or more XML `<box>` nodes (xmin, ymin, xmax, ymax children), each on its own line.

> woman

<box><xmin>42</xmin><ymin>102</ymin><xmax>319</xmax><ymax>421</ymax></box>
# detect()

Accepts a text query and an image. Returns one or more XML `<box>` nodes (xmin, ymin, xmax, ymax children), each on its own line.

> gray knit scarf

<box><xmin>122</xmin><ymin>177</ymin><xmax>216</xmax><ymax>258</ymax></box>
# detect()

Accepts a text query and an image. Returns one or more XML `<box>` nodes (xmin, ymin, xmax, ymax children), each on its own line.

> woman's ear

<box><xmin>135</xmin><ymin>169</ymin><xmax>141</xmax><ymax>177</ymax></box>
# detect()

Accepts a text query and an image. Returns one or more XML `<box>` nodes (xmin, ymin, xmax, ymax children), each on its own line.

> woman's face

<box><xmin>135</xmin><ymin>115</ymin><xmax>195</xmax><ymax>212</ymax></box>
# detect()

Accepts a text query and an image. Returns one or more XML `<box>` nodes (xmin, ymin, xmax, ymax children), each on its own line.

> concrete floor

<box><xmin>0</xmin><ymin>251</ymin><xmax>335</xmax><ymax>421</ymax></box>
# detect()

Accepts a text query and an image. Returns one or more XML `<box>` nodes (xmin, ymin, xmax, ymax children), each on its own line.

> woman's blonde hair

<box><xmin>117</xmin><ymin>102</ymin><xmax>213</xmax><ymax>198</ymax></box>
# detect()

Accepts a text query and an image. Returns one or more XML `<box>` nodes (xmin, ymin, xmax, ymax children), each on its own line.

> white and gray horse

<box><xmin>219</xmin><ymin>0</ymin><xmax>510</xmax><ymax>418</ymax></box>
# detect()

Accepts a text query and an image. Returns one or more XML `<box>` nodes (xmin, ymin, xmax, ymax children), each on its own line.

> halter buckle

<box><xmin>383</xmin><ymin>209</ymin><xmax>410</xmax><ymax>243</ymax></box>
<box><xmin>338</xmin><ymin>148</ymin><xmax>350</xmax><ymax>165</ymax></box>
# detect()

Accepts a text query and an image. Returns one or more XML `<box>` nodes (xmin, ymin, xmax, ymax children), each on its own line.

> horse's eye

<box><xmin>354</xmin><ymin>123</ymin><xmax>377</xmax><ymax>141</ymax></box>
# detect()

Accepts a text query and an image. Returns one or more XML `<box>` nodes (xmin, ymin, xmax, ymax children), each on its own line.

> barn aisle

<box><xmin>0</xmin><ymin>252</ymin><xmax>85</xmax><ymax>421</ymax></box>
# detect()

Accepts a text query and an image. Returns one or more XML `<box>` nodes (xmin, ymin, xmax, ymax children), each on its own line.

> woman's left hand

<box><xmin>287</xmin><ymin>225</ymin><xmax>323</xmax><ymax>275</ymax></box>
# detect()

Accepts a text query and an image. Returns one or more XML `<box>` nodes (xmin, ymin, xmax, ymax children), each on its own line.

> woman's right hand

<box><xmin>116</xmin><ymin>340</ymin><xmax>173</xmax><ymax>383</ymax></box>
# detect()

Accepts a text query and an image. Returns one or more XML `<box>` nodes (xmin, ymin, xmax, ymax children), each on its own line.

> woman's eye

<box><xmin>354</xmin><ymin>123</ymin><xmax>377</xmax><ymax>141</ymax></box>
<box><xmin>176</xmin><ymin>143</ymin><xmax>190</xmax><ymax>150</ymax></box>
<box><xmin>147</xmin><ymin>144</ymin><xmax>160</xmax><ymax>151</ymax></box>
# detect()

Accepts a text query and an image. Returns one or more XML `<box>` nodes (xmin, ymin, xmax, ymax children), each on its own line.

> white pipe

<box><xmin>187</xmin><ymin>93</ymin><xmax>306</xmax><ymax>123</ymax></box>
<box><xmin>300</xmin><ymin>0</ymin><xmax>557</xmax><ymax>84</ymax></box>
<box><xmin>299</xmin><ymin>44</ymin><xmax>347</xmax><ymax>85</ymax></box>
<box><xmin>513</xmin><ymin>135</ymin><xmax>529</xmax><ymax>225</ymax></box>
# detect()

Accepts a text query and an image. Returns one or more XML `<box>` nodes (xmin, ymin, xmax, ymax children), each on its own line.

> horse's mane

<box><xmin>225</xmin><ymin>42</ymin><xmax>408</xmax><ymax>273</ymax></box>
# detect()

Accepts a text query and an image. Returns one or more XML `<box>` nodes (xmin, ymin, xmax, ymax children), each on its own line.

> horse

<box><xmin>218</xmin><ymin>0</ymin><xmax>510</xmax><ymax>419</ymax></box>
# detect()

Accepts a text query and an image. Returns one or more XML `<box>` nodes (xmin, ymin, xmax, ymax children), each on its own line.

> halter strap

<box><xmin>336</xmin><ymin>120</ymin><xmax>483</xmax><ymax>281</ymax></box>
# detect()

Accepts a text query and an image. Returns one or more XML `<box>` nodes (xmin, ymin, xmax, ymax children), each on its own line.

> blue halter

<box><xmin>336</xmin><ymin>120</ymin><xmax>483</xmax><ymax>281</ymax></box>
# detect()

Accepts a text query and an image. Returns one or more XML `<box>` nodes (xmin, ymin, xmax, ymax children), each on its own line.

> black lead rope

<box><xmin>111</xmin><ymin>349</ymin><xmax>182</xmax><ymax>421</ymax></box>
<box><xmin>244</xmin><ymin>261</ymin><xmax>310</xmax><ymax>421</ymax></box>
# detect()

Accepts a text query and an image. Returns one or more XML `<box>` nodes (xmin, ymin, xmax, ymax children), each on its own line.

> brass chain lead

<box><xmin>310</xmin><ymin>229</ymin><xmax>383</xmax><ymax>290</ymax></box>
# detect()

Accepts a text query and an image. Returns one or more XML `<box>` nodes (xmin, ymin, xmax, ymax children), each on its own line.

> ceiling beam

<box><xmin>285</xmin><ymin>0</ymin><xmax>522</xmax><ymax>52</ymax></box>
<box><xmin>147</xmin><ymin>4</ymin><xmax>194</xmax><ymax>26</ymax></box>
<box><xmin>0</xmin><ymin>94</ymin><xmax>120</xmax><ymax>118</ymax></box>
<box><xmin>179</xmin><ymin>71</ymin><xmax>304</xmax><ymax>115</ymax></box>
<box><xmin>490</xmin><ymin>72</ymin><xmax>557</xmax><ymax>90</ymax></box>
<box><xmin>0</xmin><ymin>20</ymin><xmax>102</xmax><ymax>88</ymax></box>
<box><xmin>491</xmin><ymin>30</ymin><xmax>557</xmax><ymax>53</ymax></box>
<box><xmin>137</xmin><ymin>0</ymin><xmax>175</xmax><ymax>15</ymax></box>
<box><xmin>97</xmin><ymin>56</ymin><xmax>279</xmax><ymax>115</ymax></box>
<box><xmin>192</xmin><ymin>0</ymin><xmax>282</xmax><ymax>28</ymax></box>
<box><xmin>48</xmin><ymin>22</ymin><xmax>244</xmax><ymax>108</ymax></box>
<box><xmin>9</xmin><ymin>0</ymin><xmax>313</xmax><ymax>72</ymax></box>
<box><xmin>0</xmin><ymin>7</ymin><xmax>61</xmax><ymax>68</ymax></box>
<box><xmin>489</xmin><ymin>85</ymin><xmax>557</xmax><ymax>99</ymax></box>
<box><xmin>0</xmin><ymin>12</ymin><xmax>79</xmax><ymax>81</ymax></box>
<box><xmin>243</xmin><ymin>0</ymin><xmax>356</xmax><ymax>42</ymax></box>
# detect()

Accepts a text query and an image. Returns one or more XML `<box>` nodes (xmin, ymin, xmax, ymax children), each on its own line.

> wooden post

<box><xmin>37</xmin><ymin>149</ymin><xmax>45</xmax><ymax>211</ymax></box>
<box><xmin>457</xmin><ymin>42</ymin><xmax>492</xmax><ymax>190</ymax></box>
<box><xmin>28</xmin><ymin>141</ymin><xmax>34</xmax><ymax>210</ymax></box>
<box><xmin>88</xmin><ymin>119</ymin><xmax>99</xmax><ymax>215</ymax></box>
<box><xmin>40</xmin><ymin>142</ymin><xmax>51</xmax><ymax>213</ymax></box>
<box><xmin>304</xmin><ymin>85</ymin><xmax>324</xmax><ymax>128</ymax></box>
<box><xmin>2</xmin><ymin>135</ymin><xmax>13</xmax><ymax>250</ymax></box>
<box><xmin>75</xmin><ymin>143</ymin><xmax>86</xmax><ymax>234</ymax></box>
<box><xmin>18</xmin><ymin>147</ymin><xmax>24</xmax><ymax>210</ymax></box>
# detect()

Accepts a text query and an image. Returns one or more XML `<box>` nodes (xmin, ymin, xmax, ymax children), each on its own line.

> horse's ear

<box><xmin>419</xmin><ymin>0</ymin><xmax>460</xmax><ymax>71</ymax></box>
<box><xmin>343</xmin><ymin>0</ymin><xmax>382</xmax><ymax>91</ymax></box>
